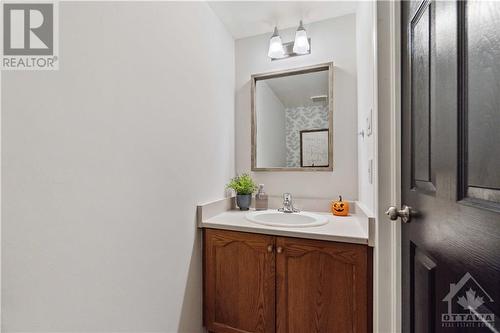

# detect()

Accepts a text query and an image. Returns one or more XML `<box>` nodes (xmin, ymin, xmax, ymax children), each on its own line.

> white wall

<box><xmin>1</xmin><ymin>2</ymin><xmax>234</xmax><ymax>332</ymax></box>
<box><xmin>356</xmin><ymin>3</ymin><xmax>382</xmax><ymax>332</ymax></box>
<box><xmin>356</xmin><ymin>1</ymin><xmax>376</xmax><ymax>213</ymax></box>
<box><xmin>256</xmin><ymin>81</ymin><xmax>286</xmax><ymax>167</ymax></box>
<box><xmin>236</xmin><ymin>15</ymin><xmax>358</xmax><ymax>200</ymax></box>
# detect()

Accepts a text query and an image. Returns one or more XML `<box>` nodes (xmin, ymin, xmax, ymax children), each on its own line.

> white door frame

<box><xmin>374</xmin><ymin>1</ymin><xmax>401</xmax><ymax>332</ymax></box>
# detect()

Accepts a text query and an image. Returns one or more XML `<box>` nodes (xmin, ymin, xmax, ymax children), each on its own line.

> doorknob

<box><xmin>385</xmin><ymin>205</ymin><xmax>415</xmax><ymax>223</ymax></box>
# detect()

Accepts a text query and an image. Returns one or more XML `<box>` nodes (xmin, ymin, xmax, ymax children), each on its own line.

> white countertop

<box><xmin>200</xmin><ymin>207</ymin><xmax>371</xmax><ymax>245</ymax></box>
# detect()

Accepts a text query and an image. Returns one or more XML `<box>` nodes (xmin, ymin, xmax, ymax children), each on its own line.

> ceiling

<box><xmin>207</xmin><ymin>1</ymin><xmax>358</xmax><ymax>39</ymax></box>
<box><xmin>259</xmin><ymin>70</ymin><xmax>329</xmax><ymax>108</ymax></box>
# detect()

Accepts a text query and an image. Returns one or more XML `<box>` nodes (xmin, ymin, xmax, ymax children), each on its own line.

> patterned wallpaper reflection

<box><xmin>285</xmin><ymin>105</ymin><xmax>329</xmax><ymax>167</ymax></box>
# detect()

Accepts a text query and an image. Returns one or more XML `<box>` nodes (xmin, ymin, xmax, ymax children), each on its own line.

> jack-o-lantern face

<box><xmin>331</xmin><ymin>196</ymin><xmax>349</xmax><ymax>216</ymax></box>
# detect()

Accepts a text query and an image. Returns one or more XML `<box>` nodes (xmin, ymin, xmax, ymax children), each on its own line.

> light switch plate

<box><xmin>368</xmin><ymin>159</ymin><xmax>373</xmax><ymax>185</ymax></box>
<box><xmin>366</xmin><ymin>109</ymin><xmax>373</xmax><ymax>136</ymax></box>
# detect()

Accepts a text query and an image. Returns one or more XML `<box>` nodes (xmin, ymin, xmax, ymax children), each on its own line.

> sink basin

<box><xmin>246</xmin><ymin>210</ymin><xmax>328</xmax><ymax>228</ymax></box>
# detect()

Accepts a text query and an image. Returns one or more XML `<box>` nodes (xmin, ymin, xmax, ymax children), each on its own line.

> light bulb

<box><xmin>293</xmin><ymin>20</ymin><xmax>310</xmax><ymax>54</ymax></box>
<box><xmin>268</xmin><ymin>26</ymin><xmax>285</xmax><ymax>59</ymax></box>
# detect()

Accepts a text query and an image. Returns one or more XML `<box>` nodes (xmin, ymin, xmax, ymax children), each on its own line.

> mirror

<box><xmin>251</xmin><ymin>63</ymin><xmax>333</xmax><ymax>171</ymax></box>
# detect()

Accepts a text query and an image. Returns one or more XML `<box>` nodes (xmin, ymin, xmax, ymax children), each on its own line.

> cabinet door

<box><xmin>276</xmin><ymin>237</ymin><xmax>371</xmax><ymax>333</ymax></box>
<box><xmin>203</xmin><ymin>229</ymin><xmax>275</xmax><ymax>333</ymax></box>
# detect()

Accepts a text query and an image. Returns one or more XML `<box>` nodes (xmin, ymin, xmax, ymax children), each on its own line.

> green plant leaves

<box><xmin>226</xmin><ymin>173</ymin><xmax>258</xmax><ymax>195</ymax></box>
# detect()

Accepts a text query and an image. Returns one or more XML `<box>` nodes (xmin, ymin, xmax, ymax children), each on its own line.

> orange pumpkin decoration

<box><xmin>331</xmin><ymin>196</ymin><xmax>349</xmax><ymax>216</ymax></box>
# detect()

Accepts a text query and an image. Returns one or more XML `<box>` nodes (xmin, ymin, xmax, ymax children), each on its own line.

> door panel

<box><xmin>411</xmin><ymin>1</ymin><xmax>432</xmax><ymax>186</ymax></box>
<box><xmin>412</xmin><ymin>243</ymin><xmax>437</xmax><ymax>333</ymax></box>
<box><xmin>465</xmin><ymin>1</ymin><xmax>500</xmax><ymax>204</ymax></box>
<box><xmin>402</xmin><ymin>0</ymin><xmax>500</xmax><ymax>332</ymax></box>
<box><xmin>203</xmin><ymin>229</ymin><xmax>275</xmax><ymax>333</ymax></box>
<box><xmin>275</xmin><ymin>237</ymin><xmax>370</xmax><ymax>333</ymax></box>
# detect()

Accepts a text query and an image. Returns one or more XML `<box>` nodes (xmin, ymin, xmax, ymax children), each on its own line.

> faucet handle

<box><xmin>279</xmin><ymin>193</ymin><xmax>299</xmax><ymax>213</ymax></box>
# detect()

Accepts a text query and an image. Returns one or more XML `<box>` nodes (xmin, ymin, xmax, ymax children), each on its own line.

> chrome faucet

<box><xmin>278</xmin><ymin>193</ymin><xmax>299</xmax><ymax>213</ymax></box>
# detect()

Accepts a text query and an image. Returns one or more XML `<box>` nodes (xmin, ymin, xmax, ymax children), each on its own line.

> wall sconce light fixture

<box><xmin>293</xmin><ymin>20</ymin><xmax>310</xmax><ymax>54</ymax></box>
<box><xmin>267</xmin><ymin>27</ymin><xmax>285</xmax><ymax>59</ymax></box>
<box><xmin>268</xmin><ymin>20</ymin><xmax>311</xmax><ymax>61</ymax></box>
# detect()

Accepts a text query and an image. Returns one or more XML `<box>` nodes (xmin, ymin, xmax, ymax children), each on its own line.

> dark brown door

<box><xmin>203</xmin><ymin>229</ymin><xmax>275</xmax><ymax>333</ymax></box>
<box><xmin>401</xmin><ymin>1</ymin><xmax>500</xmax><ymax>332</ymax></box>
<box><xmin>275</xmin><ymin>236</ymin><xmax>370</xmax><ymax>333</ymax></box>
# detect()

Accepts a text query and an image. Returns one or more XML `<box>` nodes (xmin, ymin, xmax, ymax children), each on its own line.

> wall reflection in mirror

<box><xmin>251</xmin><ymin>63</ymin><xmax>333</xmax><ymax>171</ymax></box>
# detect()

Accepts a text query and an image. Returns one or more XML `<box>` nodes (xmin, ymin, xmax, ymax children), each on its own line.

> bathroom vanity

<box><xmin>197</xmin><ymin>197</ymin><xmax>374</xmax><ymax>333</ymax></box>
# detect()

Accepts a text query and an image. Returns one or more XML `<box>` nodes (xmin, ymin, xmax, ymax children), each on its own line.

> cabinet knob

<box><xmin>276</xmin><ymin>246</ymin><xmax>283</xmax><ymax>254</ymax></box>
<box><xmin>267</xmin><ymin>245</ymin><xmax>273</xmax><ymax>253</ymax></box>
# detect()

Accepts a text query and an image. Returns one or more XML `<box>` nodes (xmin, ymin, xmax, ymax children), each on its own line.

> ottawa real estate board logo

<box><xmin>1</xmin><ymin>1</ymin><xmax>58</xmax><ymax>70</ymax></box>
<box><xmin>441</xmin><ymin>272</ymin><xmax>496</xmax><ymax>330</ymax></box>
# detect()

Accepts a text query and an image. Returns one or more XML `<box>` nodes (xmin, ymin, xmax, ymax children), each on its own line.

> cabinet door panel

<box><xmin>276</xmin><ymin>237</ymin><xmax>370</xmax><ymax>333</ymax></box>
<box><xmin>204</xmin><ymin>229</ymin><xmax>275</xmax><ymax>333</ymax></box>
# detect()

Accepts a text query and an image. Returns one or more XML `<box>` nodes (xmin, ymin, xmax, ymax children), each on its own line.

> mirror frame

<box><xmin>251</xmin><ymin>62</ymin><xmax>334</xmax><ymax>171</ymax></box>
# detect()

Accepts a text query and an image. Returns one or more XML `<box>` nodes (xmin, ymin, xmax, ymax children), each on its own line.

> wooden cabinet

<box><xmin>275</xmin><ymin>236</ymin><xmax>371</xmax><ymax>333</ymax></box>
<box><xmin>203</xmin><ymin>229</ymin><xmax>372</xmax><ymax>333</ymax></box>
<box><xmin>203</xmin><ymin>229</ymin><xmax>276</xmax><ymax>333</ymax></box>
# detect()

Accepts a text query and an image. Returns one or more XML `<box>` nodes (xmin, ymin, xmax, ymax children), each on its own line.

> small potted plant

<box><xmin>226</xmin><ymin>173</ymin><xmax>258</xmax><ymax>211</ymax></box>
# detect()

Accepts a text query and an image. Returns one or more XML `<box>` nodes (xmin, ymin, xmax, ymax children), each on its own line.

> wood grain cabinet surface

<box><xmin>203</xmin><ymin>228</ymin><xmax>372</xmax><ymax>333</ymax></box>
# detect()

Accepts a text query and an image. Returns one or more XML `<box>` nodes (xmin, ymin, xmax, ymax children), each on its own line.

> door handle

<box><xmin>385</xmin><ymin>205</ymin><xmax>415</xmax><ymax>223</ymax></box>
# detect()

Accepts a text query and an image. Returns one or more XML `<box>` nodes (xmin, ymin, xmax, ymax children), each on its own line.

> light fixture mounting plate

<box><xmin>270</xmin><ymin>38</ymin><xmax>311</xmax><ymax>61</ymax></box>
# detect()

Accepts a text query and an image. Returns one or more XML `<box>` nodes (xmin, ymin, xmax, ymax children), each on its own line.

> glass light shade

<box><xmin>268</xmin><ymin>35</ymin><xmax>285</xmax><ymax>58</ymax></box>
<box><xmin>293</xmin><ymin>29</ymin><xmax>310</xmax><ymax>54</ymax></box>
